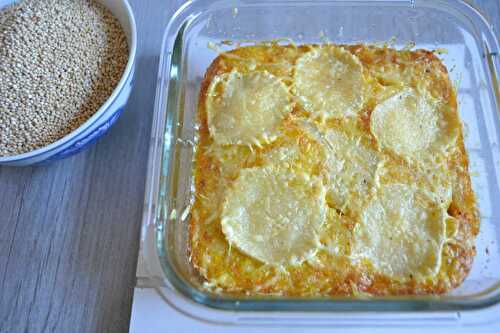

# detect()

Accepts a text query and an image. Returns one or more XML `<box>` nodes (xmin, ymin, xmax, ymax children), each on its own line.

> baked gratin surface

<box><xmin>189</xmin><ymin>43</ymin><xmax>479</xmax><ymax>296</ymax></box>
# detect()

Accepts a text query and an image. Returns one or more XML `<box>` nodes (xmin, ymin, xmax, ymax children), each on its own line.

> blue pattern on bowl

<box><xmin>41</xmin><ymin>106</ymin><xmax>125</xmax><ymax>164</ymax></box>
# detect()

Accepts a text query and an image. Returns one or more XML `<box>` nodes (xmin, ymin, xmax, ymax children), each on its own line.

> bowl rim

<box><xmin>0</xmin><ymin>0</ymin><xmax>137</xmax><ymax>163</ymax></box>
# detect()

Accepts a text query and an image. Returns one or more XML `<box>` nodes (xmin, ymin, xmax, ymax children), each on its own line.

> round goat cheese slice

<box><xmin>294</xmin><ymin>46</ymin><xmax>367</xmax><ymax>119</ymax></box>
<box><xmin>352</xmin><ymin>183</ymin><xmax>447</xmax><ymax>280</ymax></box>
<box><xmin>206</xmin><ymin>70</ymin><xmax>292</xmax><ymax>146</ymax></box>
<box><xmin>221</xmin><ymin>166</ymin><xmax>326</xmax><ymax>265</ymax></box>
<box><xmin>322</xmin><ymin>127</ymin><xmax>380</xmax><ymax>214</ymax></box>
<box><xmin>370</xmin><ymin>88</ymin><xmax>458</xmax><ymax>157</ymax></box>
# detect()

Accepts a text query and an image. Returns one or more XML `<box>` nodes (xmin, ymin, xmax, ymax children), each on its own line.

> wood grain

<box><xmin>0</xmin><ymin>1</ymin><xmax>498</xmax><ymax>332</ymax></box>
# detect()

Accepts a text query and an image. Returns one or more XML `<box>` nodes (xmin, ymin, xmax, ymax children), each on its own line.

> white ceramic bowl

<box><xmin>0</xmin><ymin>0</ymin><xmax>137</xmax><ymax>166</ymax></box>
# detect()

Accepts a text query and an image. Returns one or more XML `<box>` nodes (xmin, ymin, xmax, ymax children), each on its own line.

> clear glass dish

<box><xmin>138</xmin><ymin>0</ymin><xmax>500</xmax><ymax>326</ymax></box>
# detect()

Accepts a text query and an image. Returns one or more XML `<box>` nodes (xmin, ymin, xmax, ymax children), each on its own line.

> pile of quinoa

<box><xmin>0</xmin><ymin>0</ymin><xmax>128</xmax><ymax>156</ymax></box>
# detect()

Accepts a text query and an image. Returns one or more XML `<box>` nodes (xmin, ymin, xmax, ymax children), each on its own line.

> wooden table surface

<box><xmin>0</xmin><ymin>1</ymin><xmax>498</xmax><ymax>332</ymax></box>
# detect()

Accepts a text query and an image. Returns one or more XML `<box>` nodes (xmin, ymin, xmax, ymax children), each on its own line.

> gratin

<box><xmin>189</xmin><ymin>43</ymin><xmax>479</xmax><ymax>296</ymax></box>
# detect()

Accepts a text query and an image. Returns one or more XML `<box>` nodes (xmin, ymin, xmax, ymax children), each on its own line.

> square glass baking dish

<box><xmin>139</xmin><ymin>0</ymin><xmax>500</xmax><ymax>325</ymax></box>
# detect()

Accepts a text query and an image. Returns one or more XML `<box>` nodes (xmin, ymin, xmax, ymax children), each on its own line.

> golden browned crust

<box><xmin>188</xmin><ymin>43</ymin><xmax>479</xmax><ymax>296</ymax></box>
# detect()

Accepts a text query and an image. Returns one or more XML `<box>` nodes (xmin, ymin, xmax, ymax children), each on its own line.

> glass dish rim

<box><xmin>145</xmin><ymin>0</ymin><xmax>500</xmax><ymax>312</ymax></box>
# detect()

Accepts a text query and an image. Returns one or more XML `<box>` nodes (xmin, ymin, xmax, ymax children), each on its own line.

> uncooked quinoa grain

<box><xmin>0</xmin><ymin>0</ymin><xmax>128</xmax><ymax>156</ymax></box>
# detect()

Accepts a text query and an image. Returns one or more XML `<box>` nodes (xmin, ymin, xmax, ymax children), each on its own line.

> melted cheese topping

<box><xmin>377</xmin><ymin>155</ymin><xmax>453</xmax><ymax>207</ymax></box>
<box><xmin>370</xmin><ymin>88</ymin><xmax>458</xmax><ymax>157</ymax></box>
<box><xmin>206</xmin><ymin>70</ymin><xmax>292</xmax><ymax>146</ymax></box>
<box><xmin>191</xmin><ymin>44</ymin><xmax>478</xmax><ymax>296</ymax></box>
<box><xmin>221</xmin><ymin>166</ymin><xmax>326</xmax><ymax>265</ymax></box>
<box><xmin>294</xmin><ymin>46</ymin><xmax>367</xmax><ymax>119</ymax></box>
<box><xmin>322</xmin><ymin>127</ymin><xmax>380</xmax><ymax>214</ymax></box>
<box><xmin>352</xmin><ymin>184</ymin><xmax>447</xmax><ymax>279</ymax></box>
<box><xmin>262</xmin><ymin>125</ymin><xmax>326</xmax><ymax>176</ymax></box>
